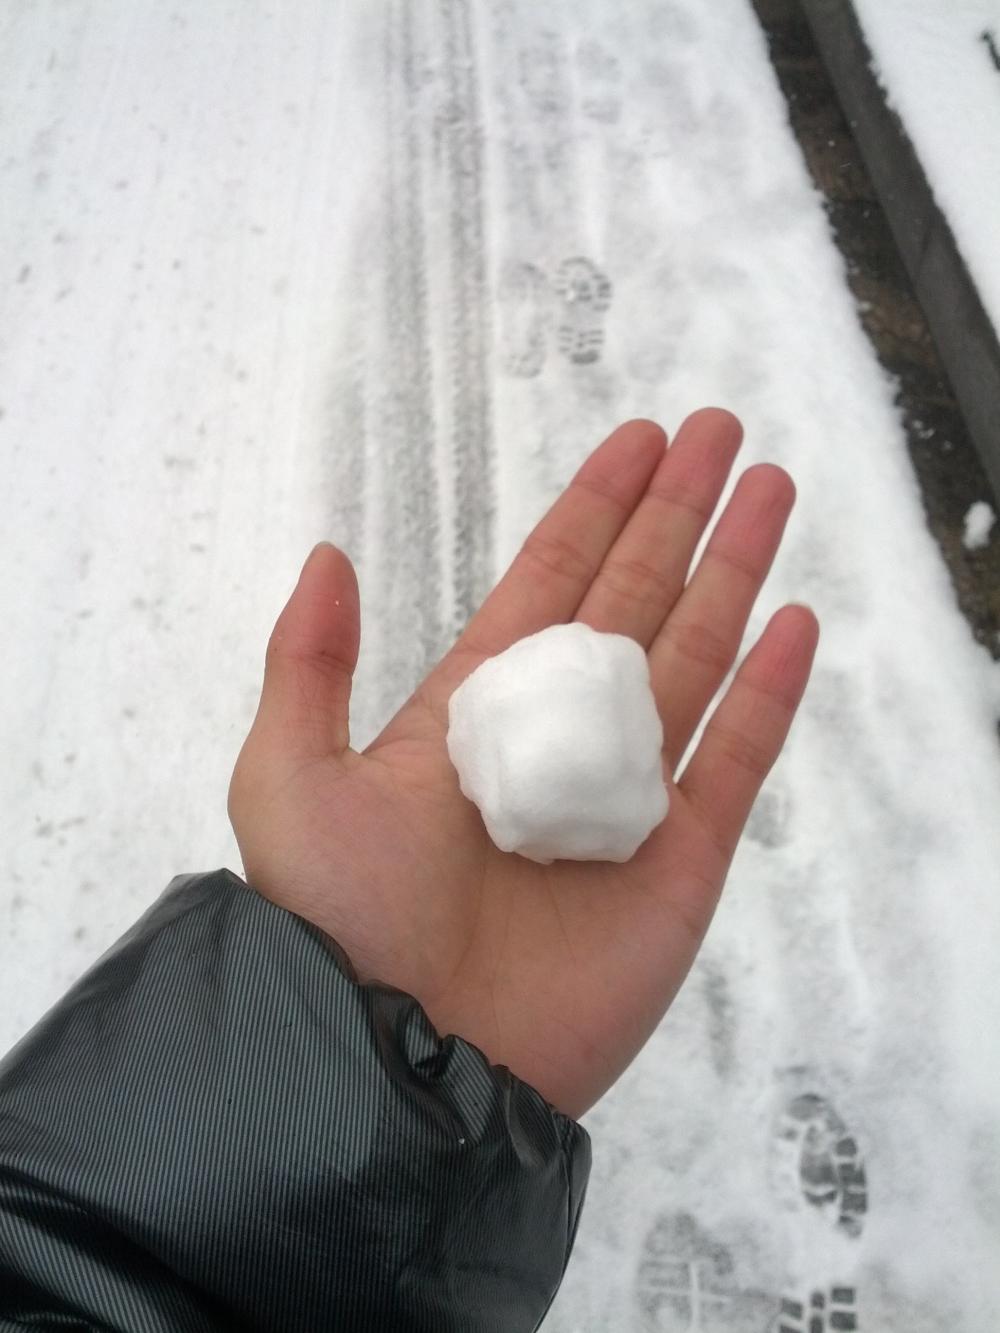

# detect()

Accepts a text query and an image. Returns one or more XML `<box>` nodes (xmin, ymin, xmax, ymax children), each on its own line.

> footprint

<box><xmin>772</xmin><ymin>1091</ymin><xmax>868</xmax><ymax>1330</ymax></box>
<box><xmin>576</xmin><ymin>38</ymin><xmax>623</xmax><ymax>123</ymax></box>
<box><xmin>700</xmin><ymin>957</ymin><xmax>736</xmax><ymax>1080</ymax></box>
<box><xmin>634</xmin><ymin>1212</ymin><xmax>774</xmax><ymax>1330</ymax></box>
<box><xmin>552</xmin><ymin>256</ymin><xmax>613</xmax><ymax>365</ymax></box>
<box><xmin>746</xmin><ymin>783</ymin><xmax>793</xmax><ymax>850</ymax></box>
<box><xmin>774</xmin><ymin>1287</ymin><xmax>858</xmax><ymax>1332</ymax></box>
<box><xmin>981</xmin><ymin>29</ymin><xmax>1000</xmax><ymax>74</ymax></box>
<box><xmin>497</xmin><ymin>260</ymin><xmax>547</xmax><ymax>378</ymax></box>
<box><xmin>518</xmin><ymin>36</ymin><xmax>568</xmax><ymax>116</ymax></box>
<box><xmin>557</xmin><ymin>322</ymin><xmax>605</xmax><ymax>364</ymax></box>
<box><xmin>773</xmin><ymin>1093</ymin><xmax>868</xmax><ymax>1238</ymax></box>
<box><xmin>649</xmin><ymin>4</ymin><xmax>700</xmax><ymax>45</ymax></box>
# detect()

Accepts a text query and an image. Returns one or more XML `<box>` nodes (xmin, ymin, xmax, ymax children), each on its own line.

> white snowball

<box><xmin>446</xmin><ymin>623</ymin><xmax>669</xmax><ymax>864</ymax></box>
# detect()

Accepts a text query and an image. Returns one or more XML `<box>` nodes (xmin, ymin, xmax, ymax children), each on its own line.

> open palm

<box><xmin>228</xmin><ymin>412</ymin><xmax>818</xmax><ymax>1121</ymax></box>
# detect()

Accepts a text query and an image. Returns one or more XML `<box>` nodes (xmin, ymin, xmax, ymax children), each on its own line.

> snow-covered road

<box><xmin>3</xmin><ymin>1</ymin><xmax>1000</xmax><ymax>1325</ymax></box>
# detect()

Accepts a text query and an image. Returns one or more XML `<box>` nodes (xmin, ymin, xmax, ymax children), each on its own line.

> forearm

<box><xmin>0</xmin><ymin>870</ymin><xmax>590</xmax><ymax>1332</ymax></box>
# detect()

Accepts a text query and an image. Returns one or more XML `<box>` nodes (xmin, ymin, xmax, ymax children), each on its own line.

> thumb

<box><xmin>252</xmin><ymin>542</ymin><xmax>361</xmax><ymax>760</ymax></box>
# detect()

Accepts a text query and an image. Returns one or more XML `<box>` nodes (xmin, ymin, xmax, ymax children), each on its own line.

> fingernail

<box><xmin>301</xmin><ymin>542</ymin><xmax>333</xmax><ymax>578</ymax></box>
<box><xmin>306</xmin><ymin>541</ymin><xmax>334</xmax><ymax>565</ymax></box>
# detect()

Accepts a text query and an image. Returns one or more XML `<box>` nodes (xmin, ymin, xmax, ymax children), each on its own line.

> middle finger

<box><xmin>574</xmin><ymin>407</ymin><xmax>744</xmax><ymax>647</ymax></box>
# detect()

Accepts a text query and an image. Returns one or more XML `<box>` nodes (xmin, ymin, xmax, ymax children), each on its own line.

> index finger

<box><xmin>419</xmin><ymin>418</ymin><xmax>668</xmax><ymax>712</ymax></box>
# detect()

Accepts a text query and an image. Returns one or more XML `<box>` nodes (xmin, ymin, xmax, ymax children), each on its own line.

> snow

<box><xmin>446</xmin><ymin>624</ymin><xmax>668</xmax><ymax>864</ymax></box>
<box><xmin>2</xmin><ymin>0</ymin><xmax>1000</xmax><ymax>1325</ymax></box>
<box><xmin>963</xmin><ymin>499</ymin><xmax>996</xmax><ymax>550</ymax></box>
<box><xmin>852</xmin><ymin>0</ymin><xmax>1000</xmax><ymax>341</ymax></box>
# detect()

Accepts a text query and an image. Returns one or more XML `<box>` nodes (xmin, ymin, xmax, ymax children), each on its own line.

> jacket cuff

<box><xmin>0</xmin><ymin>868</ymin><xmax>591</xmax><ymax>1332</ymax></box>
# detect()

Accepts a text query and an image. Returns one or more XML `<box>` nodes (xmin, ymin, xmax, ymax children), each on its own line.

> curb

<box><xmin>798</xmin><ymin>0</ymin><xmax>1000</xmax><ymax>504</ymax></box>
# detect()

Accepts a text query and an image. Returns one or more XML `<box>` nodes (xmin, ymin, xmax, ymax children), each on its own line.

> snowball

<box><xmin>962</xmin><ymin>500</ymin><xmax>996</xmax><ymax>551</ymax></box>
<box><xmin>446</xmin><ymin>623</ymin><xmax>669</xmax><ymax>864</ymax></box>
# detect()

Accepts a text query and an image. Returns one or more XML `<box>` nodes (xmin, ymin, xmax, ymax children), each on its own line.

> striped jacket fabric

<box><xmin>0</xmin><ymin>869</ymin><xmax>591</xmax><ymax>1330</ymax></box>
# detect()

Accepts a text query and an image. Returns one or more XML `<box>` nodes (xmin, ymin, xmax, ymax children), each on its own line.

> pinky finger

<box><xmin>677</xmin><ymin>604</ymin><xmax>820</xmax><ymax>861</ymax></box>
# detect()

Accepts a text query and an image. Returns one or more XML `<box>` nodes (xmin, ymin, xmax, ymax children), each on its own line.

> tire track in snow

<box><xmin>323</xmin><ymin>358</ymin><xmax>366</xmax><ymax>578</ymax></box>
<box><xmin>373</xmin><ymin>0</ymin><xmax>444</xmax><ymax>720</ymax></box>
<box><xmin>322</xmin><ymin>219</ymin><xmax>369</xmax><ymax>574</ymax></box>
<box><xmin>440</xmin><ymin>0</ymin><xmax>496</xmax><ymax>635</ymax></box>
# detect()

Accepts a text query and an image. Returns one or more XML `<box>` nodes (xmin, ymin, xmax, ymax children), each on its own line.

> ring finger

<box><xmin>649</xmin><ymin>462</ymin><xmax>797</xmax><ymax>771</ymax></box>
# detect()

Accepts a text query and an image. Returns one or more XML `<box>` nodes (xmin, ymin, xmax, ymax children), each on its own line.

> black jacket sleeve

<box><xmin>0</xmin><ymin>869</ymin><xmax>591</xmax><ymax>1332</ymax></box>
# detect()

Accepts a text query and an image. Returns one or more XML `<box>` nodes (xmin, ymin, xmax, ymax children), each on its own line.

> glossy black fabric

<box><xmin>0</xmin><ymin>869</ymin><xmax>591</xmax><ymax>1330</ymax></box>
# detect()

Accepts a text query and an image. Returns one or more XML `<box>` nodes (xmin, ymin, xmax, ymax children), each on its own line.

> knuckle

<box><xmin>661</xmin><ymin>616</ymin><xmax>733</xmax><ymax>674</ymax></box>
<box><xmin>704</xmin><ymin>544</ymin><xmax>762</xmax><ymax>583</ymax></box>
<box><xmin>598</xmin><ymin>555</ymin><xmax>675</xmax><ymax>611</ymax></box>
<box><xmin>743</xmin><ymin>662</ymin><xmax>803</xmax><ymax>715</ymax></box>
<box><xmin>572</xmin><ymin>473</ymin><xmax>633</xmax><ymax>516</ymax></box>
<box><xmin>647</xmin><ymin>484</ymin><xmax>715</xmax><ymax>526</ymax></box>
<box><xmin>706</xmin><ymin>717</ymin><xmax>773</xmax><ymax>781</ymax></box>
<box><xmin>521</xmin><ymin>529</ymin><xmax>595</xmax><ymax>584</ymax></box>
<box><xmin>680</xmin><ymin>786</ymin><xmax>735</xmax><ymax>867</ymax></box>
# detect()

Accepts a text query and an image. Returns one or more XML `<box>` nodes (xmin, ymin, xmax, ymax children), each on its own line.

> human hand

<box><xmin>227</xmin><ymin>412</ymin><xmax>818</xmax><ymax>1121</ymax></box>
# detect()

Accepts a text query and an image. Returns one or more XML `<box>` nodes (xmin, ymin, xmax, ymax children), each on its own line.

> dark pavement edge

<box><xmin>796</xmin><ymin>0</ymin><xmax>1000</xmax><ymax>509</ymax></box>
<box><xmin>750</xmin><ymin>0</ymin><xmax>1000</xmax><ymax>674</ymax></box>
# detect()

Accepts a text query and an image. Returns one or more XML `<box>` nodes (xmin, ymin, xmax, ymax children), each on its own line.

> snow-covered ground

<box><xmin>852</xmin><ymin>0</ymin><xmax>1000</xmax><ymax>345</ymax></box>
<box><xmin>3</xmin><ymin>0</ymin><xmax>1000</xmax><ymax>1325</ymax></box>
